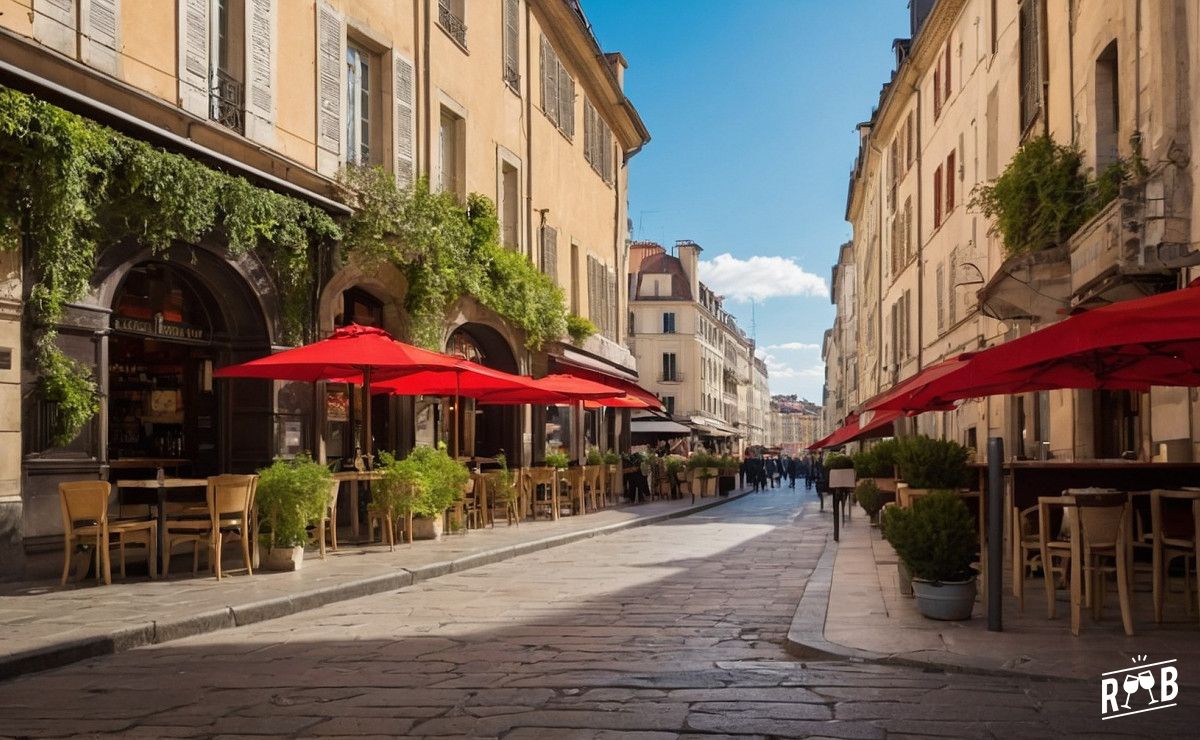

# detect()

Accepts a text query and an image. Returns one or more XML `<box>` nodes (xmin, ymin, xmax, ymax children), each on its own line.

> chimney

<box><xmin>605</xmin><ymin>52</ymin><xmax>627</xmax><ymax>90</ymax></box>
<box><xmin>676</xmin><ymin>239</ymin><xmax>702</xmax><ymax>300</ymax></box>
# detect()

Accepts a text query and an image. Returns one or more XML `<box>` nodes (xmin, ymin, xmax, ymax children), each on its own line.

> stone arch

<box><xmin>318</xmin><ymin>256</ymin><xmax>410</xmax><ymax>338</ymax></box>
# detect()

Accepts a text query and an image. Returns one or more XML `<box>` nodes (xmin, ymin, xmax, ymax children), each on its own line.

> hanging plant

<box><xmin>970</xmin><ymin>135</ymin><xmax>1125</xmax><ymax>258</ymax></box>
<box><xmin>340</xmin><ymin>166</ymin><xmax>571</xmax><ymax>350</ymax></box>
<box><xmin>0</xmin><ymin>86</ymin><xmax>340</xmax><ymax>446</ymax></box>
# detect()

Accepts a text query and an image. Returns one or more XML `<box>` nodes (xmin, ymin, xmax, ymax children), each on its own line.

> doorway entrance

<box><xmin>446</xmin><ymin>323</ymin><xmax>519</xmax><ymax>460</ymax></box>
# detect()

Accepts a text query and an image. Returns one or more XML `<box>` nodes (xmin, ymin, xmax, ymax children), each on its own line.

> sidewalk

<box><xmin>0</xmin><ymin>490</ymin><xmax>749</xmax><ymax>682</ymax></box>
<box><xmin>786</xmin><ymin>505</ymin><xmax>1200</xmax><ymax>682</ymax></box>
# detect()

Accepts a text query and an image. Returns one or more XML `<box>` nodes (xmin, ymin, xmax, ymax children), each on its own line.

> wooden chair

<box><xmin>581</xmin><ymin>465</ymin><xmax>602</xmax><ymax>512</ymax></box>
<box><xmin>367</xmin><ymin>502</ymin><xmax>406</xmax><ymax>550</ymax></box>
<box><xmin>1071</xmin><ymin>492</ymin><xmax>1134</xmax><ymax>636</ymax></box>
<box><xmin>1011</xmin><ymin>503</ymin><xmax>1042</xmax><ymax>611</ymax></box>
<box><xmin>454</xmin><ymin>476</ymin><xmax>481</xmax><ymax>532</ymax></box>
<box><xmin>164</xmin><ymin>475</ymin><xmax>257</xmax><ymax>580</ymax></box>
<box><xmin>1150</xmin><ymin>489</ymin><xmax>1200</xmax><ymax>624</ymax></box>
<box><xmin>523</xmin><ymin>467</ymin><xmax>558</xmax><ymax>520</ymax></box>
<box><xmin>310</xmin><ymin>479</ymin><xmax>339</xmax><ymax>557</ymax></box>
<box><xmin>485</xmin><ymin>470</ymin><xmax>520</xmax><ymax>526</ymax></box>
<box><xmin>59</xmin><ymin>481</ymin><xmax>158</xmax><ymax>585</ymax></box>
<box><xmin>1037</xmin><ymin>496</ymin><xmax>1076</xmax><ymax>620</ymax></box>
<box><xmin>559</xmin><ymin>467</ymin><xmax>584</xmax><ymax>516</ymax></box>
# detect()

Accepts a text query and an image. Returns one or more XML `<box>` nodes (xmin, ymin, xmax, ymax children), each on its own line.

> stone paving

<box><xmin>3</xmin><ymin>489</ymin><xmax>1195</xmax><ymax>738</ymax></box>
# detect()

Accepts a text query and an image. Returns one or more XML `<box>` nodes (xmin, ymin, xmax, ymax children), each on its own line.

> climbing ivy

<box><xmin>340</xmin><ymin>166</ymin><xmax>572</xmax><ymax>350</ymax></box>
<box><xmin>0</xmin><ymin>87</ymin><xmax>339</xmax><ymax>446</ymax></box>
<box><xmin>970</xmin><ymin>135</ymin><xmax>1124</xmax><ymax>258</ymax></box>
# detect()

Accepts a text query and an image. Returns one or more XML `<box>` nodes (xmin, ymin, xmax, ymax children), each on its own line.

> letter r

<box><xmin>1101</xmin><ymin>678</ymin><xmax>1120</xmax><ymax>714</ymax></box>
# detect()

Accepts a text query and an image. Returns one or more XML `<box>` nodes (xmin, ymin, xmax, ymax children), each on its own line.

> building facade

<box><xmin>769</xmin><ymin>395</ymin><xmax>821</xmax><ymax>454</ymax></box>
<box><xmin>0</xmin><ymin>0</ymin><xmax>649</xmax><ymax>572</ymax></box>
<box><xmin>823</xmin><ymin>0</ymin><xmax>1200</xmax><ymax>462</ymax></box>
<box><xmin>626</xmin><ymin>240</ymin><xmax>769</xmax><ymax>452</ymax></box>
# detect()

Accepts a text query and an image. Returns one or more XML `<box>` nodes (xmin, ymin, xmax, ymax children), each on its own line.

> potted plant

<box><xmin>374</xmin><ymin>451</ymin><xmax>426</xmax><ymax>547</ymax></box>
<box><xmin>880</xmin><ymin>504</ymin><xmax>914</xmax><ymax>596</ymax></box>
<box><xmin>602</xmin><ymin>450</ymin><xmax>621</xmax><ymax>500</ymax></box>
<box><xmin>405</xmin><ymin>444</ymin><xmax>470</xmax><ymax>540</ymax></box>
<box><xmin>544</xmin><ymin>450</ymin><xmax>570</xmax><ymax>470</ymax></box>
<box><xmin>255</xmin><ymin>454</ymin><xmax>334</xmax><ymax>571</ymax></box>
<box><xmin>853</xmin><ymin>439</ymin><xmax>898</xmax><ymax>492</ymax></box>
<box><xmin>585</xmin><ymin>448</ymin><xmax>603</xmax><ymax>466</ymax></box>
<box><xmin>886</xmin><ymin>491</ymin><xmax>978</xmax><ymax>619</ymax></box>
<box><xmin>686</xmin><ymin>452</ymin><xmax>719</xmax><ymax>497</ymax></box>
<box><xmin>716</xmin><ymin>454</ymin><xmax>739</xmax><ymax>496</ymax></box>
<box><xmin>664</xmin><ymin>455</ymin><xmax>685</xmax><ymax>499</ymax></box>
<box><xmin>854</xmin><ymin>478</ymin><xmax>884</xmax><ymax>524</ymax></box>
<box><xmin>894</xmin><ymin>436</ymin><xmax>970</xmax><ymax>506</ymax></box>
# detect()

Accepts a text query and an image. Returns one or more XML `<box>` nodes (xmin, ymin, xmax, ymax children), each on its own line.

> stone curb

<box><xmin>0</xmin><ymin>490</ymin><xmax>751</xmax><ymax>683</ymax></box>
<box><xmin>782</xmin><ymin>523</ymin><xmax>1087</xmax><ymax>683</ymax></box>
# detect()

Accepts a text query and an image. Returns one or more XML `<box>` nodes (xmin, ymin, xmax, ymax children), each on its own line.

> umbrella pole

<box><xmin>363</xmin><ymin>367</ymin><xmax>373</xmax><ymax>468</ymax></box>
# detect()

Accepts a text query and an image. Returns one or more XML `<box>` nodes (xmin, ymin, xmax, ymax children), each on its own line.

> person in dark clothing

<box><xmin>787</xmin><ymin>455</ymin><xmax>798</xmax><ymax>489</ymax></box>
<box><xmin>764</xmin><ymin>456</ymin><xmax>778</xmax><ymax>488</ymax></box>
<box><xmin>623</xmin><ymin>452</ymin><xmax>650</xmax><ymax>503</ymax></box>
<box><xmin>748</xmin><ymin>453</ymin><xmax>765</xmax><ymax>491</ymax></box>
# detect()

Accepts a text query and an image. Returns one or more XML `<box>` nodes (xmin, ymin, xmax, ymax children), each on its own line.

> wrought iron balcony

<box><xmin>210</xmin><ymin>69</ymin><xmax>244</xmax><ymax>134</ymax></box>
<box><xmin>438</xmin><ymin>0</ymin><xmax>468</xmax><ymax>48</ymax></box>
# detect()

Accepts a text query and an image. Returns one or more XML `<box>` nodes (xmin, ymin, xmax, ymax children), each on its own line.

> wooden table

<box><xmin>333</xmin><ymin>471</ymin><xmax>383</xmax><ymax>541</ymax></box>
<box><xmin>115</xmin><ymin>478</ymin><xmax>209</xmax><ymax>562</ymax></box>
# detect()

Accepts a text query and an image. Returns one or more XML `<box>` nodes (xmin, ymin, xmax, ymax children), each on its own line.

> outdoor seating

<box><xmin>163</xmin><ymin>474</ymin><xmax>257</xmax><ymax>580</ymax></box>
<box><xmin>1150</xmin><ymin>489</ymin><xmax>1200</xmax><ymax>624</ymax></box>
<box><xmin>522</xmin><ymin>467</ymin><xmax>558</xmax><ymax>520</ymax></box>
<box><xmin>59</xmin><ymin>481</ymin><xmax>158</xmax><ymax>585</ymax></box>
<box><xmin>367</xmin><ymin>503</ymin><xmax>404</xmax><ymax>550</ymax></box>
<box><xmin>483</xmin><ymin>470</ymin><xmax>519</xmax><ymax>526</ymax></box>
<box><xmin>1069</xmin><ymin>491</ymin><xmax>1134</xmax><ymax>636</ymax></box>
<box><xmin>310</xmin><ymin>479</ymin><xmax>339</xmax><ymax>557</ymax></box>
<box><xmin>582</xmin><ymin>465</ymin><xmax>602</xmax><ymax>512</ymax></box>
<box><xmin>1011</xmin><ymin>502</ymin><xmax>1042</xmax><ymax>612</ymax></box>
<box><xmin>456</xmin><ymin>475</ymin><xmax>481</xmax><ymax>532</ymax></box>
<box><xmin>559</xmin><ymin>467</ymin><xmax>584</xmax><ymax>516</ymax></box>
<box><xmin>1037</xmin><ymin>496</ymin><xmax>1076</xmax><ymax>620</ymax></box>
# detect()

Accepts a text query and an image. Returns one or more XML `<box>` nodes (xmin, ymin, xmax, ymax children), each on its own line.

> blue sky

<box><xmin>584</xmin><ymin>1</ymin><xmax>910</xmax><ymax>402</ymax></box>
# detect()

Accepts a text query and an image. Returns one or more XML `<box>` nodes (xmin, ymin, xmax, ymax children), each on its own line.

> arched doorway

<box><xmin>446</xmin><ymin>323</ymin><xmax>519</xmax><ymax>460</ymax></box>
<box><xmin>106</xmin><ymin>256</ymin><xmax>271</xmax><ymax>474</ymax></box>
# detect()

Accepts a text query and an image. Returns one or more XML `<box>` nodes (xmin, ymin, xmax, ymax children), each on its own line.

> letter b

<box><xmin>1160</xmin><ymin>666</ymin><xmax>1179</xmax><ymax>703</ymax></box>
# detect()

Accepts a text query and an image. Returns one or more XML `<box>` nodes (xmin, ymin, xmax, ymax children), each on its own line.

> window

<box><xmin>1019</xmin><ymin>0</ymin><xmax>1043</xmax><ymax>131</ymax></box>
<box><xmin>936</xmin><ymin>263</ymin><xmax>945</xmax><ymax>332</ymax></box>
<box><xmin>905</xmin><ymin>112</ymin><xmax>914</xmax><ymax>169</ymax></box>
<box><xmin>570</xmin><ymin>242</ymin><xmax>581</xmax><ymax>314</ymax></box>
<box><xmin>945</xmin><ymin>150</ymin><xmax>956</xmax><ymax>213</ymax></box>
<box><xmin>933</xmin><ymin>64</ymin><xmax>942</xmax><ymax>119</ymax></box>
<box><xmin>584</xmin><ymin>99</ymin><xmax>614</xmax><ymax>184</ymax></box>
<box><xmin>661</xmin><ymin>353</ymin><xmax>677</xmax><ymax>382</ymax></box>
<box><xmin>888</xmin><ymin>140</ymin><xmax>899</xmax><ymax>210</ymax></box>
<box><xmin>662</xmin><ymin>312</ymin><xmax>676</xmax><ymax>334</ymax></box>
<box><xmin>628</xmin><ymin>311</ymin><xmax>635</xmax><ymax>335</ymax></box>
<box><xmin>990</xmin><ymin>0</ymin><xmax>998</xmax><ymax>54</ymax></box>
<box><xmin>586</xmin><ymin>255</ymin><xmax>616</xmax><ymax>339</ymax></box>
<box><xmin>500</xmin><ymin>160</ymin><xmax>519</xmax><ymax>249</ymax></box>
<box><xmin>943</xmin><ymin>41</ymin><xmax>952</xmax><ymax>101</ymax></box>
<box><xmin>933</xmin><ymin>164</ymin><xmax>943</xmax><ymax>228</ymax></box>
<box><xmin>540</xmin><ymin>225</ymin><xmax>558</xmax><ymax>280</ymax></box>
<box><xmin>540</xmin><ymin>35</ymin><xmax>575</xmax><ymax>137</ymax></box>
<box><xmin>438</xmin><ymin>107</ymin><xmax>464</xmax><ymax>197</ymax></box>
<box><xmin>663</xmin><ymin>396</ymin><xmax>675</xmax><ymax>415</ymax></box>
<box><xmin>346</xmin><ymin>43</ymin><xmax>381</xmax><ymax>165</ymax></box>
<box><xmin>903</xmin><ymin>197</ymin><xmax>913</xmax><ymax>263</ymax></box>
<box><xmin>903</xmin><ymin>289</ymin><xmax>912</xmax><ymax>358</ymax></box>
<box><xmin>502</xmin><ymin>0</ymin><xmax>519</xmax><ymax>90</ymax></box>
<box><xmin>437</xmin><ymin>0</ymin><xmax>467</xmax><ymax>49</ymax></box>
<box><xmin>211</xmin><ymin>0</ymin><xmax>245</xmax><ymax>133</ymax></box>
<box><xmin>1095</xmin><ymin>41</ymin><xmax>1119</xmax><ymax>170</ymax></box>
<box><xmin>890</xmin><ymin>212</ymin><xmax>902</xmax><ymax>275</ymax></box>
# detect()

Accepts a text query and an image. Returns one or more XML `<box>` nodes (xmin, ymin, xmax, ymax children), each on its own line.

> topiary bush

<box><xmin>894</xmin><ymin>435</ymin><xmax>970</xmax><ymax>490</ymax></box>
<box><xmin>824</xmin><ymin>453</ymin><xmax>855</xmax><ymax>470</ymax></box>
<box><xmin>403</xmin><ymin>443</ymin><xmax>470</xmax><ymax>517</ymax></box>
<box><xmin>855</xmin><ymin>479</ymin><xmax>883</xmax><ymax>518</ymax></box>
<box><xmin>255</xmin><ymin>454</ymin><xmax>334</xmax><ymax>549</ymax></box>
<box><xmin>373</xmin><ymin>451</ymin><xmax>427</xmax><ymax>518</ymax></box>
<box><xmin>892</xmin><ymin>491</ymin><xmax>978</xmax><ymax>582</ymax></box>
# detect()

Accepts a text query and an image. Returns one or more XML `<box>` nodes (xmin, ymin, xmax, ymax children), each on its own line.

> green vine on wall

<box><xmin>339</xmin><ymin>166</ymin><xmax>581</xmax><ymax>350</ymax></box>
<box><xmin>970</xmin><ymin>135</ymin><xmax>1125</xmax><ymax>259</ymax></box>
<box><xmin>0</xmin><ymin>87</ymin><xmax>339</xmax><ymax>446</ymax></box>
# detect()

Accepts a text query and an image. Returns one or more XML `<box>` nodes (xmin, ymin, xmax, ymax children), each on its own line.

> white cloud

<box><xmin>759</xmin><ymin>352</ymin><xmax>824</xmax><ymax>381</ymax></box>
<box><xmin>766</xmin><ymin>342</ymin><xmax>821</xmax><ymax>352</ymax></box>
<box><xmin>698</xmin><ymin>253</ymin><xmax>829</xmax><ymax>302</ymax></box>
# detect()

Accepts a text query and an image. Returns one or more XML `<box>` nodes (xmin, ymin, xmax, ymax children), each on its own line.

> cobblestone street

<box><xmin>0</xmin><ymin>490</ymin><xmax>1192</xmax><ymax>738</ymax></box>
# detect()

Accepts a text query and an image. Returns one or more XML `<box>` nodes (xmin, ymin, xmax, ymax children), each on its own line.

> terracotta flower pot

<box><xmin>265</xmin><ymin>545</ymin><xmax>304</xmax><ymax>571</ymax></box>
<box><xmin>411</xmin><ymin>514</ymin><xmax>445</xmax><ymax>541</ymax></box>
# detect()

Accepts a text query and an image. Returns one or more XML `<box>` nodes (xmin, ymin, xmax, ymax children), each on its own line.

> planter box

<box><xmin>912</xmin><ymin>577</ymin><xmax>977</xmax><ymax>620</ymax></box>
<box><xmin>264</xmin><ymin>546</ymin><xmax>304</xmax><ymax>572</ymax></box>
<box><xmin>411</xmin><ymin>515</ymin><xmax>444</xmax><ymax>541</ymax></box>
<box><xmin>897</xmin><ymin>560</ymin><xmax>913</xmax><ymax>596</ymax></box>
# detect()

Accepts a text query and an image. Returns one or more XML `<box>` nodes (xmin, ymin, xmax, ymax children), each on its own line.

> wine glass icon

<box><xmin>1139</xmin><ymin>669</ymin><xmax>1158</xmax><ymax>704</ymax></box>
<box><xmin>1122</xmin><ymin>673</ymin><xmax>1140</xmax><ymax>709</ymax></box>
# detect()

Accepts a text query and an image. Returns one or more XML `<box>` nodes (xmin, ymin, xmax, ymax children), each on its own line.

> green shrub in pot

<box><xmin>823</xmin><ymin>453</ymin><xmax>855</xmax><ymax>470</ymax></box>
<box><xmin>894</xmin><ymin>435</ymin><xmax>970</xmax><ymax>489</ymax></box>
<box><xmin>586</xmin><ymin>448</ymin><xmax>603</xmax><ymax>466</ymax></box>
<box><xmin>255</xmin><ymin>454</ymin><xmax>333</xmax><ymax>551</ymax></box>
<box><xmin>405</xmin><ymin>444</ymin><xmax>470</xmax><ymax>517</ymax></box>
<box><xmin>888</xmin><ymin>491</ymin><xmax>979</xmax><ymax>620</ymax></box>
<box><xmin>544</xmin><ymin>450</ymin><xmax>570</xmax><ymax>469</ymax></box>
<box><xmin>855</xmin><ymin>479</ymin><xmax>883</xmax><ymax>520</ymax></box>
<box><xmin>602</xmin><ymin>450</ymin><xmax>621</xmax><ymax>465</ymax></box>
<box><xmin>374</xmin><ymin>451</ymin><xmax>426</xmax><ymax>518</ymax></box>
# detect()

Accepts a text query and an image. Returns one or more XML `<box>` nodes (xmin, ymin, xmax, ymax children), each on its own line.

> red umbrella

<box><xmin>477</xmin><ymin>374</ymin><xmax>624</xmax><ymax>405</ymax></box>
<box><xmin>808</xmin><ymin>409</ymin><xmax>902</xmax><ymax>450</ymax></box>
<box><xmin>214</xmin><ymin>324</ymin><xmax>462</xmax><ymax>460</ymax></box>
<box><xmin>365</xmin><ymin>358</ymin><xmax>535</xmax><ymax>398</ymax></box>
<box><xmin>583</xmin><ymin>394</ymin><xmax>659</xmax><ymax>409</ymax></box>
<box><xmin>889</xmin><ymin>283</ymin><xmax>1200</xmax><ymax>412</ymax></box>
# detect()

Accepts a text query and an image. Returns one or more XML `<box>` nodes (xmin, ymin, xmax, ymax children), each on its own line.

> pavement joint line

<box><xmin>0</xmin><ymin>489</ymin><xmax>752</xmax><ymax>684</ymax></box>
<box><xmin>782</xmin><ymin>510</ymin><xmax>1089</xmax><ymax>684</ymax></box>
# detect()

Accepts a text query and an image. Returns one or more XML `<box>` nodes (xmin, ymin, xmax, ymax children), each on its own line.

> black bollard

<box><xmin>987</xmin><ymin>436</ymin><xmax>1004</xmax><ymax>632</ymax></box>
<box><xmin>832</xmin><ymin>489</ymin><xmax>842</xmax><ymax>542</ymax></box>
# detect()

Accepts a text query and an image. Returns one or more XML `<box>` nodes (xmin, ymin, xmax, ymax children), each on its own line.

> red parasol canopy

<box><xmin>885</xmin><ymin>283</ymin><xmax>1200</xmax><ymax>412</ymax></box>
<box><xmin>365</xmin><ymin>358</ymin><xmax>535</xmax><ymax>398</ymax></box>
<box><xmin>553</xmin><ymin>366</ymin><xmax>664</xmax><ymax>410</ymax></box>
<box><xmin>807</xmin><ymin>409</ymin><xmax>902</xmax><ymax>450</ymax></box>
<box><xmin>213</xmin><ymin>324</ymin><xmax>459</xmax><ymax>383</ymax></box>
<box><xmin>476</xmin><ymin>374</ymin><xmax>624</xmax><ymax>405</ymax></box>
<box><xmin>583</xmin><ymin>394</ymin><xmax>659</xmax><ymax>409</ymax></box>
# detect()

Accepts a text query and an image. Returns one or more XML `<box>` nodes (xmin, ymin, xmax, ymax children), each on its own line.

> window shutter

<box><xmin>503</xmin><ymin>0</ymin><xmax>519</xmax><ymax>88</ymax></box>
<box><xmin>178</xmin><ymin>0</ymin><xmax>210</xmax><ymax>116</ymax></box>
<box><xmin>948</xmin><ymin>249</ymin><xmax>959</xmax><ymax>325</ymax></box>
<box><xmin>392</xmin><ymin>52</ymin><xmax>416</xmax><ymax>187</ymax></box>
<box><xmin>607</xmin><ymin>267</ymin><xmax>617</xmax><ymax>339</ymax></box>
<box><xmin>933</xmin><ymin>165</ymin><xmax>943</xmax><ymax>228</ymax></box>
<box><xmin>946</xmin><ymin>151</ymin><xmax>956</xmax><ymax>212</ymax></box>
<box><xmin>315</xmin><ymin>1</ymin><xmax>345</xmax><ymax>174</ymax></box>
<box><xmin>243</xmin><ymin>0</ymin><xmax>276</xmax><ymax>145</ymax></box>
<box><xmin>933</xmin><ymin>66</ymin><xmax>942</xmax><ymax>118</ymax></box>
<box><xmin>541</xmin><ymin>226</ymin><xmax>557</xmax><ymax>281</ymax></box>
<box><xmin>81</xmin><ymin>0</ymin><xmax>120</xmax><ymax>74</ymax></box>
<box><xmin>602</xmin><ymin>125</ymin><xmax>614</xmax><ymax>184</ymax></box>
<box><xmin>33</xmin><ymin>0</ymin><xmax>77</xmax><ymax>56</ymax></box>
<box><xmin>944</xmin><ymin>43</ymin><xmax>952</xmax><ymax>99</ymax></box>
<box><xmin>936</xmin><ymin>264</ymin><xmax>945</xmax><ymax>331</ymax></box>
<box><xmin>540</xmin><ymin>36</ymin><xmax>558</xmax><ymax>125</ymax></box>
<box><xmin>558</xmin><ymin>64</ymin><xmax>575</xmax><ymax>138</ymax></box>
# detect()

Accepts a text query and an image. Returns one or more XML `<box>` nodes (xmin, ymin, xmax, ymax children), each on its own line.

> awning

<box><xmin>866</xmin><ymin>358</ymin><xmax>967</xmax><ymax>413</ymax></box>
<box><xmin>553</xmin><ymin>360</ymin><xmax>664</xmax><ymax>410</ymax></box>
<box><xmin>808</xmin><ymin>409</ymin><xmax>901</xmax><ymax>450</ymax></box>
<box><xmin>552</xmin><ymin>348</ymin><xmax>639</xmax><ymax>382</ymax></box>
<box><xmin>690</xmin><ymin>416</ymin><xmax>736</xmax><ymax>437</ymax></box>
<box><xmin>630</xmin><ymin>419</ymin><xmax>691</xmax><ymax>435</ymax></box>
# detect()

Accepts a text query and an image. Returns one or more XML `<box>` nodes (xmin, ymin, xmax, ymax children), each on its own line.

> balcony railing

<box><xmin>658</xmin><ymin>372</ymin><xmax>684</xmax><ymax>383</ymax></box>
<box><xmin>438</xmin><ymin>0</ymin><xmax>468</xmax><ymax>48</ymax></box>
<box><xmin>210</xmin><ymin>69</ymin><xmax>244</xmax><ymax>134</ymax></box>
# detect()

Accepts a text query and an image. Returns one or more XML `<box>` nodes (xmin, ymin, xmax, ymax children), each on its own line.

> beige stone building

<box><xmin>0</xmin><ymin>0</ymin><xmax>648</xmax><ymax>572</ymax></box>
<box><xmin>823</xmin><ymin>0</ymin><xmax>1200</xmax><ymax>462</ymax></box>
<box><xmin>626</xmin><ymin>240</ymin><xmax>769</xmax><ymax>451</ymax></box>
<box><xmin>769</xmin><ymin>395</ymin><xmax>821</xmax><ymax>453</ymax></box>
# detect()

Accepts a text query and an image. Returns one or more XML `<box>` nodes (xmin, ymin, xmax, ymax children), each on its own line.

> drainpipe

<box><xmin>1067</xmin><ymin>0</ymin><xmax>1076</xmax><ymax>144</ymax></box>
<box><xmin>525</xmin><ymin>0</ymin><xmax>535</xmax><ymax>263</ymax></box>
<box><xmin>423</xmin><ymin>0</ymin><xmax>433</xmax><ymax>179</ymax></box>
<box><xmin>914</xmin><ymin>78</ymin><xmax>924</xmax><ymax>375</ymax></box>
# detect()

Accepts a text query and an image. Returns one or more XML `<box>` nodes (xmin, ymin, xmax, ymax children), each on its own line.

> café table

<box><xmin>114</xmin><ymin>477</ymin><xmax>209</xmax><ymax>563</ymax></box>
<box><xmin>332</xmin><ymin>470</ymin><xmax>384</xmax><ymax>542</ymax></box>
